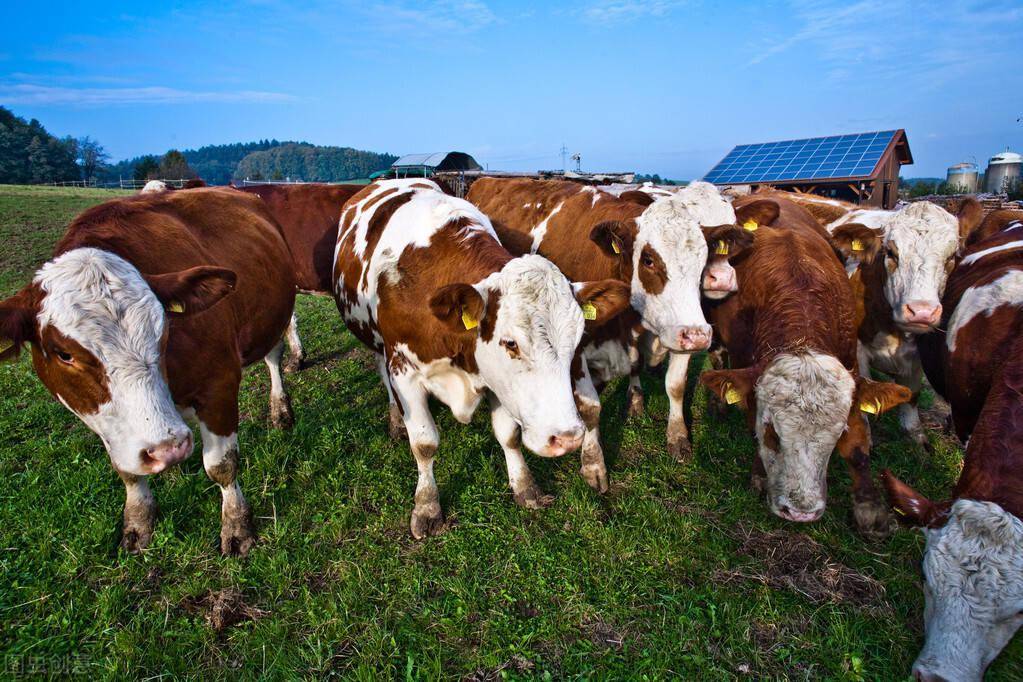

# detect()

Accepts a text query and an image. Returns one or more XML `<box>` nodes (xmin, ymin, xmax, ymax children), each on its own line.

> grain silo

<box><xmin>946</xmin><ymin>162</ymin><xmax>979</xmax><ymax>193</ymax></box>
<box><xmin>984</xmin><ymin>150</ymin><xmax>1022</xmax><ymax>194</ymax></box>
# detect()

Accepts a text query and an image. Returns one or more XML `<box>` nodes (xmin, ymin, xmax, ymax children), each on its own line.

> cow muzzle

<box><xmin>702</xmin><ymin>263</ymin><xmax>738</xmax><ymax>300</ymax></box>
<box><xmin>662</xmin><ymin>324</ymin><xmax>712</xmax><ymax>352</ymax></box>
<box><xmin>140</xmin><ymin>432</ymin><xmax>194</xmax><ymax>474</ymax></box>
<box><xmin>898</xmin><ymin>300</ymin><xmax>942</xmax><ymax>331</ymax></box>
<box><xmin>543</xmin><ymin>427</ymin><xmax>585</xmax><ymax>457</ymax></box>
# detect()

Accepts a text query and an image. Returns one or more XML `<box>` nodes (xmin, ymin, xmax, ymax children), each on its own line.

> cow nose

<box><xmin>776</xmin><ymin>503</ymin><xmax>824</xmax><ymax>523</ymax></box>
<box><xmin>677</xmin><ymin>325</ymin><xmax>712</xmax><ymax>351</ymax></box>
<box><xmin>703</xmin><ymin>266</ymin><xmax>737</xmax><ymax>293</ymax></box>
<box><xmin>547</xmin><ymin>428</ymin><xmax>584</xmax><ymax>456</ymax></box>
<box><xmin>142</xmin><ymin>433</ymin><xmax>193</xmax><ymax>473</ymax></box>
<box><xmin>912</xmin><ymin>667</ymin><xmax>949</xmax><ymax>682</ymax></box>
<box><xmin>902</xmin><ymin>301</ymin><xmax>942</xmax><ymax>327</ymax></box>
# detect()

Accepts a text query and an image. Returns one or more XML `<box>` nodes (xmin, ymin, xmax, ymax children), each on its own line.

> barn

<box><xmin>389</xmin><ymin>151</ymin><xmax>482</xmax><ymax>177</ymax></box>
<box><xmin>704</xmin><ymin>129</ymin><xmax>912</xmax><ymax>209</ymax></box>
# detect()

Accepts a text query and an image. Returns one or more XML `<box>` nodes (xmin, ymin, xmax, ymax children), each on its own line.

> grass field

<box><xmin>0</xmin><ymin>184</ymin><xmax>1019</xmax><ymax>680</ymax></box>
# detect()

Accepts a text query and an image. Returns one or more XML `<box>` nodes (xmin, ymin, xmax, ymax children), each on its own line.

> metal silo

<box><xmin>984</xmin><ymin>150</ymin><xmax>1022</xmax><ymax>194</ymax></box>
<box><xmin>946</xmin><ymin>162</ymin><xmax>979</xmax><ymax>193</ymax></box>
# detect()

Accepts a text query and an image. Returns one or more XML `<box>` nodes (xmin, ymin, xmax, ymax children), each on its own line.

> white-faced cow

<box><xmin>779</xmin><ymin>190</ymin><xmax>983</xmax><ymax>449</ymax></box>
<box><xmin>466</xmin><ymin>177</ymin><xmax>751</xmax><ymax>463</ymax></box>
<box><xmin>884</xmin><ymin>210</ymin><xmax>1023</xmax><ymax>681</ymax></box>
<box><xmin>333</xmin><ymin>179</ymin><xmax>629</xmax><ymax>538</ymax></box>
<box><xmin>702</xmin><ymin>194</ymin><xmax>911</xmax><ymax>538</ymax></box>
<box><xmin>0</xmin><ymin>188</ymin><xmax>297</xmax><ymax>555</ymax></box>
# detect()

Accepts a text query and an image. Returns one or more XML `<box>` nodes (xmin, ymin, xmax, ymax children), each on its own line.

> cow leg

<box><xmin>490</xmin><ymin>397</ymin><xmax>552</xmax><ymax>509</ymax></box>
<box><xmin>198</xmin><ymin>421</ymin><xmax>256</xmax><ymax>556</ymax></box>
<box><xmin>706</xmin><ymin>347</ymin><xmax>729</xmax><ymax>419</ymax></box>
<box><xmin>118</xmin><ymin>472</ymin><xmax>156</xmax><ymax>553</ymax></box>
<box><xmin>666</xmin><ymin>351</ymin><xmax>693</xmax><ymax>463</ymax></box>
<box><xmin>837</xmin><ymin>416</ymin><xmax>894</xmax><ymax>541</ymax></box>
<box><xmin>391</xmin><ymin>371</ymin><xmax>445</xmax><ymax>539</ymax></box>
<box><xmin>283</xmin><ymin>311</ymin><xmax>305</xmax><ymax>373</ymax></box>
<box><xmin>378</xmin><ymin>355</ymin><xmax>406</xmax><ymax>441</ymax></box>
<box><xmin>574</xmin><ymin>360</ymin><xmax>609</xmax><ymax>493</ymax></box>
<box><xmin>265</xmin><ymin>340</ymin><xmax>294</xmax><ymax>429</ymax></box>
<box><xmin>626</xmin><ymin>341</ymin><xmax>645</xmax><ymax>417</ymax></box>
<box><xmin>896</xmin><ymin>358</ymin><xmax>929</xmax><ymax>453</ymax></box>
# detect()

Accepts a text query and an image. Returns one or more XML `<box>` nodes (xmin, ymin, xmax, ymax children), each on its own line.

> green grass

<box><xmin>0</xmin><ymin>184</ymin><xmax>1019</xmax><ymax>680</ymax></box>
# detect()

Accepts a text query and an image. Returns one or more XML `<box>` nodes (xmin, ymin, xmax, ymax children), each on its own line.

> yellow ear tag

<box><xmin>724</xmin><ymin>384</ymin><xmax>742</xmax><ymax>405</ymax></box>
<box><xmin>612</xmin><ymin>240</ymin><xmax>621</xmax><ymax>254</ymax></box>
<box><xmin>851</xmin><ymin>239</ymin><xmax>865</xmax><ymax>252</ymax></box>
<box><xmin>715</xmin><ymin>241</ymin><xmax>729</xmax><ymax>256</ymax></box>
<box><xmin>581</xmin><ymin>302</ymin><xmax>597</xmax><ymax>321</ymax></box>
<box><xmin>0</xmin><ymin>337</ymin><xmax>13</xmax><ymax>354</ymax></box>
<box><xmin>461</xmin><ymin>308</ymin><xmax>478</xmax><ymax>330</ymax></box>
<box><xmin>168</xmin><ymin>301</ymin><xmax>185</xmax><ymax>314</ymax></box>
<box><xmin>893</xmin><ymin>506</ymin><xmax>907</xmax><ymax>517</ymax></box>
<box><xmin>743</xmin><ymin>220</ymin><xmax>758</xmax><ymax>232</ymax></box>
<box><xmin>860</xmin><ymin>398</ymin><xmax>881</xmax><ymax>415</ymax></box>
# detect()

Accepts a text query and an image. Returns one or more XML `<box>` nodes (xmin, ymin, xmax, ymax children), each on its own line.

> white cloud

<box><xmin>0</xmin><ymin>84</ymin><xmax>298</xmax><ymax>106</ymax></box>
<box><xmin>580</xmin><ymin>0</ymin><xmax>684</xmax><ymax>25</ymax></box>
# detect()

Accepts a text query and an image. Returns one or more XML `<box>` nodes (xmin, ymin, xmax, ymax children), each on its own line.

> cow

<box><xmin>883</xmin><ymin>212</ymin><xmax>1023</xmax><ymax>681</ymax></box>
<box><xmin>466</xmin><ymin>177</ymin><xmax>751</xmax><ymax>462</ymax></box>
<box><xmin>139</xmin><ymin>178</ymin><xmax>207</xmax><ymax>194</ymax></box>
<box><xmin>700</xmin><ymin>194</ymin><xmax>911</xmax><ymax>538</ymax></box>
<box><xmin>0</xmin><ymin>188</ymin><xmax>297</xmax><ymax>555</ymax></box>
<box><xmin>235</xmin><ymin>183</ymin><xmax>363</xmax><ymax>372</ymax></box>
<box><xmin>333</xmin><ymin>179</ymin><xmax>629</xmax><ymax>538</ymax></box>
<box><xmin>779</xmin><ymin>190</ymin><xmax>984</xmax><ymax>449</ymax></box>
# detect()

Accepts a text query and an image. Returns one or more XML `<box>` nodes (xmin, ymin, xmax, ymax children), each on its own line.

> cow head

<box><xmin>883</xmin><ymin>472</ymin><xmax>1023</xmax><ymax>682</ymax></box>
<box><xmin>701</xmin><ymin>354</ymin><xmax>909</xmax><ymax>521</ymax></box>
<box><xmin>590</xmin><ymin>197</ymin><xmax>711</xmax><ymax>352</ymax></box>
<box><xmin>872</xmin><ymin>200</ymin><xmax>982</xmax><ymax>333</ymax></box>
<box><xmin>429</xmin><ymin>255</ymin><xmax>627</xmax><ymax>457</ymax></box>
<box><xmin>0</xmin><ymin>248</ymin><xmax>236</xmax><ymax>476</ymax></box>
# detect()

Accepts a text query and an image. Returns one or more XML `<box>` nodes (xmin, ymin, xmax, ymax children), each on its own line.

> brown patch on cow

<box><xmin>636</xmin><ymin>245</ymin><xmax>667</xmax><ymax>294</ymax></box>
<box><xmin>714</xmin><ymin>524</ymin><xmax>888</xmax><ymax>611</ymax></box>
<box><xmin>361</xmin><ymin>192</ymin><xmax>415</xmax><ymax>288</ymax></box>
<box><xmin>205</xmin><ymin>445</ymin><xmax>239</xmax><ymax>486</ymax></box>
<box><xmin>479</xmin><ymin>289</ymin><xmax>502</xmax><ymax>343</ymax></box>
<box><xmin>359</xmin><ymin>186</ymin><xmax>399</xmax><ymax>213</ymax></box>
<box><xmin>32</xmin><ymin>325</ymin><xmax>111</xmax><ymax>415</ymax></box>
<box><xmin>619</xmin><ymin>189</ymin><xmax>655</xmax><ymax>206</ymax></box>
<box><xmin>179</xmin><ymin>588</ymin><xmax>267</xmax><ymax>633</ymax></box>
<box><xmin>968</xmin><ymin>208</ymin><xmax>1023</xmax><ymax>248</ymax></box>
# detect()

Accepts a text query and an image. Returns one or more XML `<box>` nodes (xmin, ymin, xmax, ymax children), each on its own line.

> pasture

<box><xmin>0</xmin><ymin>184</ymin><xmax>1018</xmax><ymax>680</ymax></box>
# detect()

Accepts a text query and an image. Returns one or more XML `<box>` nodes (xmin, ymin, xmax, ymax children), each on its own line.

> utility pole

<box><xmin>560</xmin><ymin>144</ymin><xmax>568</xmax><ymax>173</ymax></box>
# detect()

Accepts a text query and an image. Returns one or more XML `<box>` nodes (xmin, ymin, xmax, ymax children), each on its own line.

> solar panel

<box><xmin>703</xmin><ymin>130</ymin><xmax>896</xmax><ymax>185</ymax></box>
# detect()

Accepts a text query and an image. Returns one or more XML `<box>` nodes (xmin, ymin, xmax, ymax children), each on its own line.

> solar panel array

<box><xmin>704</xmin><ymin>130</ymin><xmax>896</xmax><ymax>185</ymax></box>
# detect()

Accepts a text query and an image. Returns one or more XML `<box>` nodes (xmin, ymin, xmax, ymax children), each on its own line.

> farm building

<box><xmin>388</xmin><ymin>151</ymin><xmax>482</xmax><ymax>177</ymax></box>
<box><xmin>704</xmin><ymin>129</ymin><xmax>912</xmax><ymax>209</ymax></box>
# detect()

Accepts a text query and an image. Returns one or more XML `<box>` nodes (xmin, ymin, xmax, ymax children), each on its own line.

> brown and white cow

<box><xmin>701</xmin><ymin>194</ymin><xmax>910</xmax><ymax>537</ymax></box>
<box><xmin>467</xmin><ymin>177</ymin><xmax>750</xmax><ymax>461</ymax></box>
<box><xmin>781</xmin><ymin>190</ymin><xmax>983</xmax><ymax>448</ymax></box>
<box><xmin>884</xmin><ymin>211</ymin><xmax>1023</xmax><ymax>681</ymax></box>
<box><xmin>0</xmin><ymin>188</ymin><xmax>296</xmax><ymax>555</ymax></box>
<box><xmin>333</xmin><ymin>179</ymin><xmax>628</xmax><ymax>538</ymax></box>
<box><xmin>236</xmin><ymin>183</ymin><xmax>363</xmax><ymax>371</ymax></box>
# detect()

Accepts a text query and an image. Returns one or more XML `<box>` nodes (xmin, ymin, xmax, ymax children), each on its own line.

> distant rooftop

<box><xmin>391</xmin><ymin>151</ymin><xmax>481</xmax><ymax>172</ymax></box>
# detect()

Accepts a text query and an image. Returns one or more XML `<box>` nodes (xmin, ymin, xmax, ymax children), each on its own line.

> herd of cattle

<box><xmin>2</xmin><ymin>174</ymin><xmax>1021</xmax><ymax>680</ymax></box>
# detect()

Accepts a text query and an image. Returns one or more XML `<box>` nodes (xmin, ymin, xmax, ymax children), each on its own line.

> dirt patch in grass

<box><xmin>714</xmin><ymin>525</ymin><xmax>888</xmax><ymax>612</ymax></box>
<box><xmin>463</xmin><ymin>654</ymin><xmax>534</xmax><ymax>681</ymax></box>
<box><xmin>180</xmin><ymin>588</ymin><xmax>267</xmax><ymax>633</ymax></box>
<box><xmin>582</xmin><ymin>616</ymin><xmax>626</xmax><ymax>651</ymax></box>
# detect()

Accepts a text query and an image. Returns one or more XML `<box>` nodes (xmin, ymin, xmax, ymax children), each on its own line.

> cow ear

<box><xmin>144</xmin><ymin>266</ymin><xmax>237</xmax><ymax>317</ymax></box>
<box><xmin>734</xmin><ymin>199</ymin><xmax>780</xmax><ymax>231</ymax></box>
<box><xmin>573</xmin><ymin>279</ymin><xmax>631</xmax><ymax>326</ymax></box>
<box><xmin>589</xmin><ymin>220</ymin><xmax>634</xmax><ymax>258</ymax></box>
<box><xmin>702</xmin><ymin>224</ymin><xmax>754</xmax><ymax>259</ymax></box>
<box><xmin>831</xmin><ymin>223</ymin><xmax>883</xmax><ymax>267</ymax></box>
<box><xmin>0</xmin><ymin>288</ymin><xmax>38</xmax><ymax>363</ymax></box>
<box><xmin>700</xmin><ymin>367</ymin><xmax>758</xmax><ymax>410</ymax></box>
<box><xmin>492</xmin><ymin>222</ymin><xmax>534</xmax><ymax>257</ymax></box>
<box><xmin>854</xmin><ymin>378</ymin><xmax>912</xmax><ymax>416</ymax></box>
<box><xmin>957</xmin><ymin>197</ymin><xmax>983</xmax><ymax>245</ymax></box>
<box><xmin>429</xmin><ymin>283</ymin><xmax>485</xmax><ymax>334</ymax></box>
<box><xmin>619</xmin><ymin>190</ymin><xmax>655</xmax><ymax>207</ymax></box>
<box><xmin>881</xmin><ymin>469</ymin><xmax>945</xmax><ymax>527</ymax></box>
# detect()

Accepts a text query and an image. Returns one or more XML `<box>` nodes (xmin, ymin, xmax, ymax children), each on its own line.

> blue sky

<box><xmin>3</xmin><ymin>0</ymin><xmax>1021</xmax><ymax>178</ymax></box>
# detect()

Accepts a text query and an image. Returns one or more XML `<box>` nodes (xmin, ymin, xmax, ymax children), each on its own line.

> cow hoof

<box><xmin>580</xmin><ymin>465</ymin><xmax>610</xmax><ymax>494</ymax></box>
<box><xmin>120</xmin><ymin>525</ymin><xmax>153</xmax><ymax>554</ymax></box>
<box><xmin>667</xmin><ymin>437</ymin><xmax>692</xmax><ymax>464</ymax></box>
<box><xmin>221</xmin><ymin>508</ymin><xmax>256</xmax><ymax>557</ymax></box>
<box><xmin>388</xmin><ymin>414</ymin><xmax>407</xmax><ymax>441</ymax></box>
<box><xmin>283</xmin><ymin>353</ymin><xmax>304</xmax><ymax>374</ymax></box>
<box><xmin>626</xmin><ymin>390</ymin><xmax>645</xmax><ymax>418</ymax></box>
<box><xmin>514</xmin><ymin>484</ymin><xmax>555</xmax><ymax>509</ymax></box>
<box><xmin>854</xmin><ymin>499</ymin><xmax>896</xmax><ymax>542</ymax></box>
<box><xmin>269</xmin><ymin>395</ymin><xmax>294</xmax><ymax>430</ymax></box>
<box><xmin>410</xmin><ymin>505</ymin><xmax>446</xmax><ymax>539</ymax></box>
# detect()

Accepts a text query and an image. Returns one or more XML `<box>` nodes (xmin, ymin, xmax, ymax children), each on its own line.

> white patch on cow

<box><xmin>754</xmin><ymin>352</ymin><xmax>855</xmax><ymax>520</ymax></box>
<box><xmin>529</xmin><ymin>201</ymin><xmax>564</xmax><ymax>253</ymax></box>
<box><xmin>582</xmin><ymin>338</ymin><xmax>632</xmax><ymax>386</ymax></box>
<box><xmin>34</xmin><ymin>248</ymin><xmax>191</xmax><ymax>475</ymax></box>
<box><xmin>912</xmin><ymin>499</ymin><xmax>1023</xmax><ymax>682</ymax></box>
<box><xmin>393</xmin><ymin>342</ymin><xmax>484</xmax><ymax>423</ymax></box>
<box><xmin>960</xmin><ymin>239</ymin><xmax>1023</xmax><ymax>267</ymax></box>
<box><xmin>672</xmin><ymin>181</ymin><xmax>736</xmax><ymax>226</ymax></box>
<box><xmin>946</xmin><ymin>269</ymin><xmax>1023</xmax><ymax>351</ymax></box>
<box><xmin>631</xmin><ymin>197</ymin><xmax>711</xmax><ymax>349</ymax></box>
<box><xmin>139</xmin><ymin>180</ymin><xmax>167</xmax><ymax>194</ymax></box>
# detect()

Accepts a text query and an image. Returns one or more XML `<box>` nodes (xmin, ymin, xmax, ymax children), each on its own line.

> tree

<box><xmin>158</xmin><ymin>150</ymin><xmax>197</xmax><ymax>180</ymax></box>
<box><xmin>133</xmin><ymin>156</ymin><xmax>160</xmax><ymax>182</ymax></box>
<box><xmin>76</xmin><ymin>136</ymin><xmax>109</xmax><ymax>181</ymax></box>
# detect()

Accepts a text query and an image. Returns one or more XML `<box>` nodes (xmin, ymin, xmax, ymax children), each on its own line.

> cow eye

<box><xmin>641</xmin><ymin>254</ymin><xmax>655</xmax><ymax>268</ymax></box>
<box><xmin>55</xmin><ymin>350</ymin><xmax>74</xmax><ymax>365</ymax></box>
<box><xmin>886</xmin><ymin>247</ymin><xmax>899</xmax><ymax>262</ymax></box>
<box><xmin>500</xmin><ymin>339</ymin><xmax>519</xmax><ymax>356</ymax></box>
